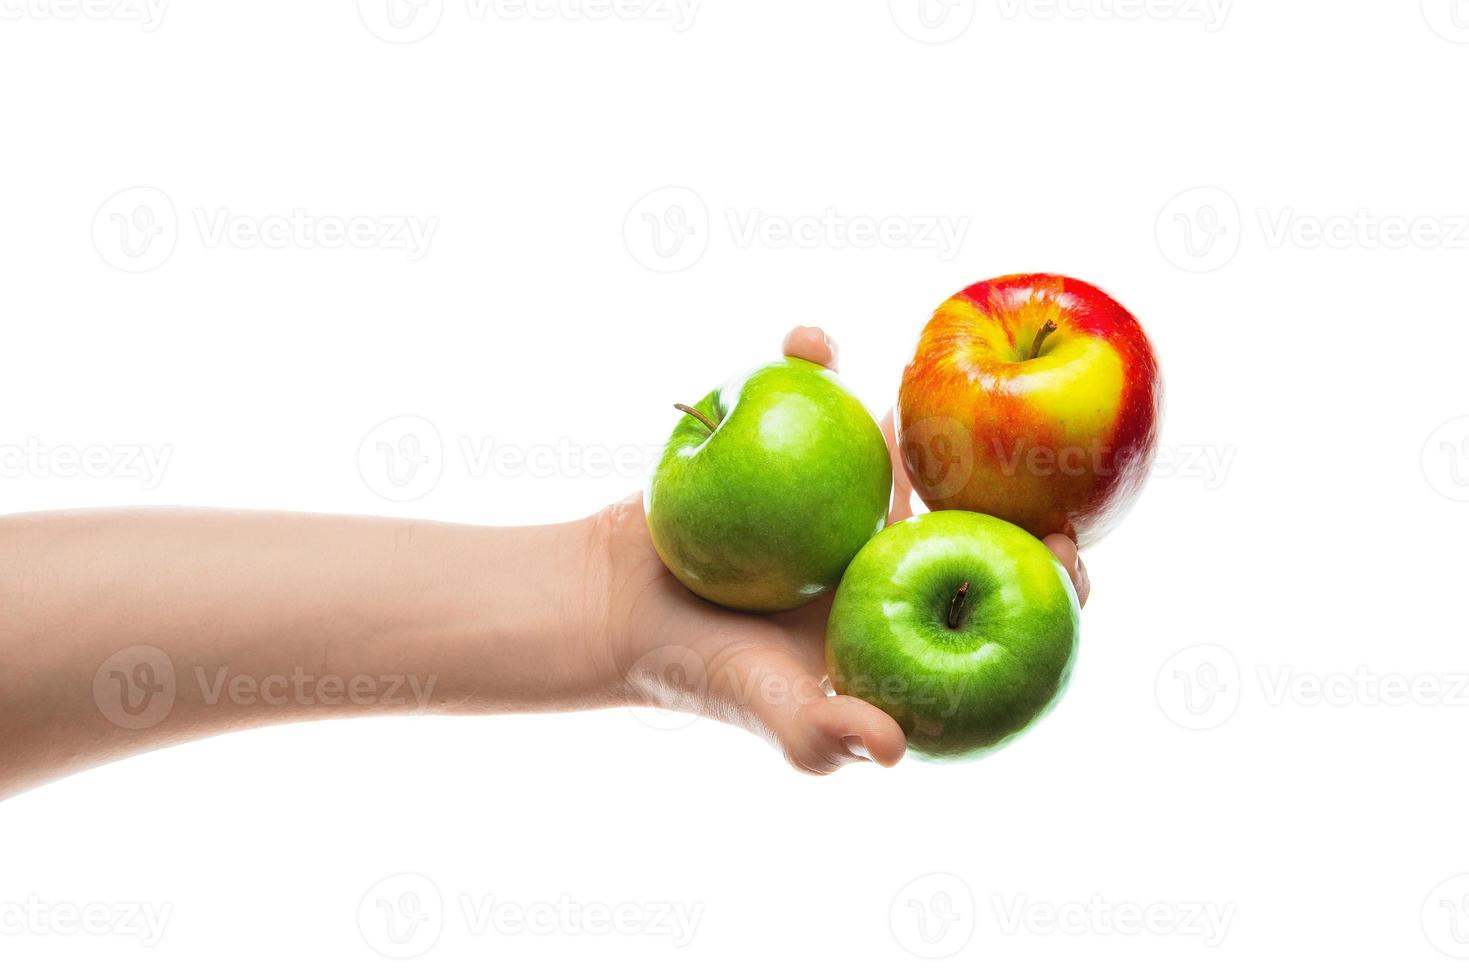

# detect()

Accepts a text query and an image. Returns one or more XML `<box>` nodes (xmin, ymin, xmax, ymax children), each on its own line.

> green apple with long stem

<box><xmin>646</xmin><ymin>356</ymin><xmax>891</xmax><ymax>612</ymax></box>
<box><xmin>826</xmin><ymin>510</ymin><xmax>1080</xmax><ymax>759</ymax></box>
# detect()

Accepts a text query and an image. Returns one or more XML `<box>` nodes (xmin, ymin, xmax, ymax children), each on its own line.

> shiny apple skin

<box><xmin>825</xmin><ymin>510</ymin><xmax>1081</xmax><ymax>760</ymax></box>
<box><xmin>647</xmin><ymin>357</ymin><xmax>891</xmax><ymax>613</ymax></box>
<box><xmin>897</xmin><ymin>273</ymin><xmax>1162</xmax><ymax>545</ymax></box>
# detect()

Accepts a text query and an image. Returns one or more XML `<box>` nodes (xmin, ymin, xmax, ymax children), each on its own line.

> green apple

<box><xmin>826</xmin><ymin>510</ymin><xmax>1080</xmax><ymax>759</ymax></box>
<box><xmin>647</xmin><ymin>356</ymin><xmax>891</xmax><ymax>612</ymax></box>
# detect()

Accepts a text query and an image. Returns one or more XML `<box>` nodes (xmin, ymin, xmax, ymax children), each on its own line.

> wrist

<box><xmin>386</xmin><ymin>515</ymin><xmax>624</xmax><ymax>714</ymax></box>
<box><xmin>548</xmin><ymin>508</ymin><xmax>631</xmax><ymax>709</ymax></box>
<box><xmin>577</xmin><ymin>496</ymin><xmax>674</xmax><ymax>711</ymax></box>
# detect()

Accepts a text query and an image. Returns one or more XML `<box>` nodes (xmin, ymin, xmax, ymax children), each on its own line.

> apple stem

<box><xmin>1026</xmin><ymin>320</ymin><xmax>1058</xmax><ymax>360</ymax></box>
<box><xmin>673</xmin><ymin>402</ymin><xmax>718</xmax><ymax>434</ymax></box>
<box><xmin>947</xmin><ymin>581</ymin><xmax>970</xmax><ymax>630</ymax></box>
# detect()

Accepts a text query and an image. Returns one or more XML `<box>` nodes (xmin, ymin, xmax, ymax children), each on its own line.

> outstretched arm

<box><xmin>0</xmin><ymin>327</ymin><xmax>1088</xmax><ymax>798</ymax></box>
<box><xmin>0</xmin><ymin>506</ymin><xmax>615</xmax><ymax>799</ymax></box>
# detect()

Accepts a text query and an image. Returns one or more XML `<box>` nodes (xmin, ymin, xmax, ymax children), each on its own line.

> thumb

<box><xmin>782</xmin><ymin>326</ymin><xmax>839</xmax><ymax>369</ymax></box>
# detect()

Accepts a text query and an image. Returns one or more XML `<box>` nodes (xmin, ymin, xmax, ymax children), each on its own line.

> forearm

<box><xmin>0</xmin><ymin>507</ymin><xmax>616</xmax><ymax>798</ymax></box>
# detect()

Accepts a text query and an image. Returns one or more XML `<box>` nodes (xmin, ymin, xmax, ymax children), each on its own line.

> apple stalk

<box><xmin>673</xmin><ymin>402</ymin><xmax>718</xmax><ymax>433</ymax></box>
<box><xmin>947</xmin><ymin>581</ymin><xmax>970</xmax><ymax>630</ymax></box>
<box><xmin>1026</xmin><ymin>320</ymin><xmax>1058</xmax><ymax>361</ymax></box>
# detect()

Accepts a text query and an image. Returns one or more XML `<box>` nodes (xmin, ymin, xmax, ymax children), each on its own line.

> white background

<box><xmin>3</xmin><ymin>0</ymin><xmax>1469</xmax><ymax>975</ymax></box>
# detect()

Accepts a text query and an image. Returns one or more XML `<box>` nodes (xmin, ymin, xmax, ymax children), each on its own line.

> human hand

<box><xmin>590</xmin><ymin>327</ymin><xmax>1089</xmax><ymax>775</ymax></box>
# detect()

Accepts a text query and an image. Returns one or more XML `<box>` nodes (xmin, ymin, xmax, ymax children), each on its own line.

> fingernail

<box><xmin>842</xmin><ymin>735</ymin><xmax>872</xmax><ymax>762</ymax></box>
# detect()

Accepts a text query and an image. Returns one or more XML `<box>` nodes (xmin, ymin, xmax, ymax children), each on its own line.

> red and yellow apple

<box><xmin>897</xmin><ymin>273</ymin><xmax>1161</xmax><ymax>545</ymax></box>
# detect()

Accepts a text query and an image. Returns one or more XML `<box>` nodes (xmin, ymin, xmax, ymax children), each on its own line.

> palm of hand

<box><xmin>602</xmin><ymin>327</ymin><xmax>1088</xmax><ymax>774</ymax></box>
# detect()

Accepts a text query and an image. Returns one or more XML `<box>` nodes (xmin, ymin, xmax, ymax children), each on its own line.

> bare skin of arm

<box><xmin>0</xmin><ymin>328</ymin><xmax>1087</xmax><ymax>800</ymax></box>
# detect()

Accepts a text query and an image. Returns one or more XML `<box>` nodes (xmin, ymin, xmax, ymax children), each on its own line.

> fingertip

<box><xmin>1074</xmin><ymin>553</ymin><xmax>1091</xmax><ymax>608</ymax></box>
<box><xmin>1043</xmin><ymin>532</ymin><xmax>1078</xmax><ymax>568</ymax></box>
<box><xmin>846</xmin><ymin>731</ymin><xmax>907</xmax><ymax>768</ymax></box>
<box><xmin>782</xmin><ymin>326</ymin><xmax>839</xmax><ymax>370</ymax></box>
<box><xmin>814</xmin><ymin>695</ymin><xmax>907</xmax><ymax>769</ymax></box>
<box><xmin>863</xmin><ymin>722</ymin><xmax>908</xmax><ymax>768</ymax></box>
<box><xmin>1042</xmin><ymin>533</ymin><xmax>1088</xmax><ymax>608</ymax></box>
